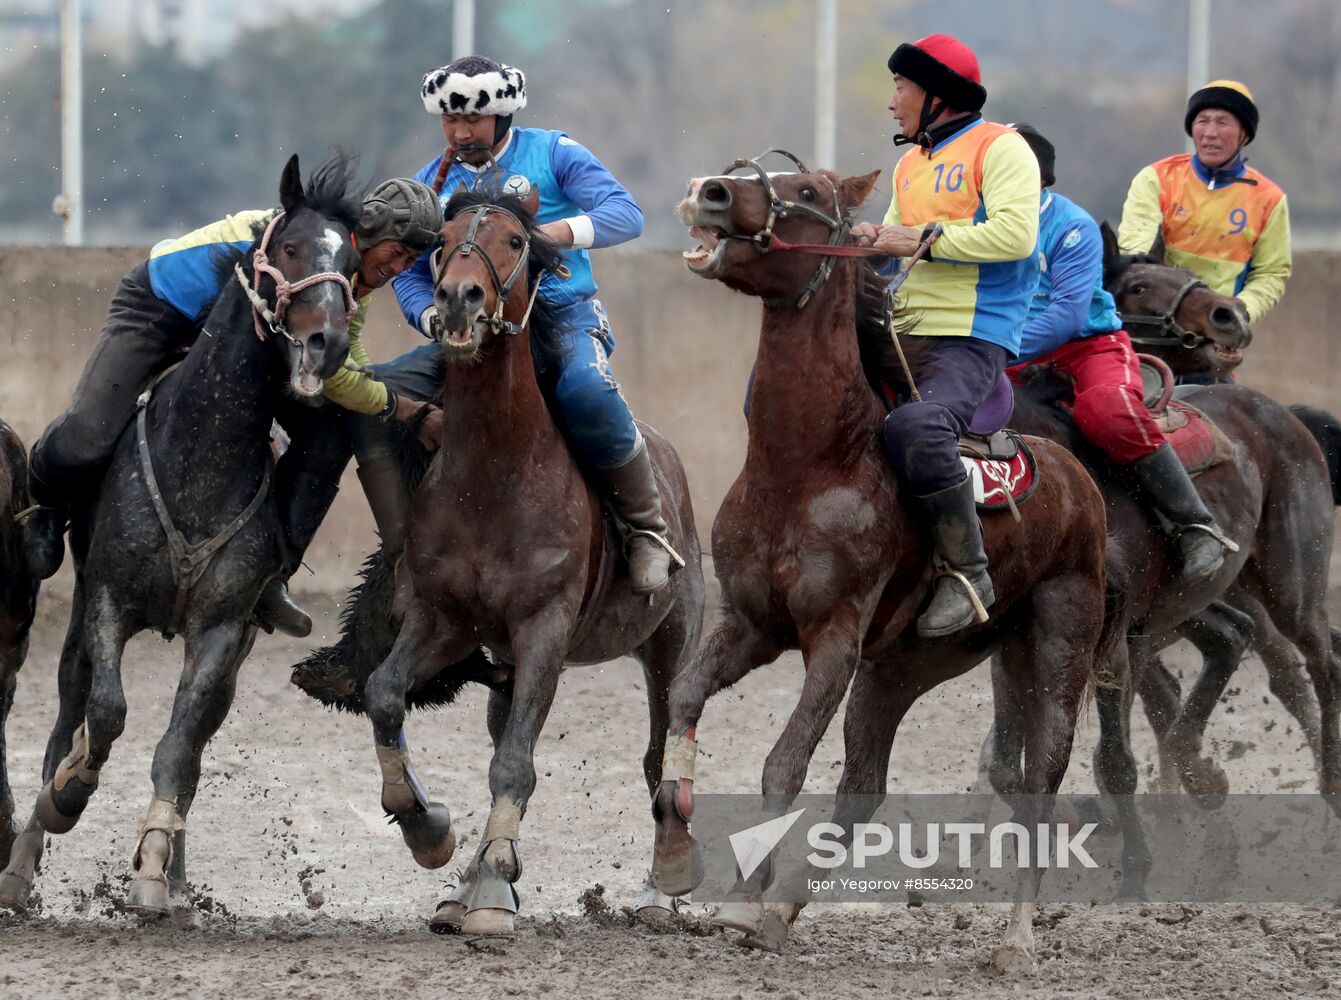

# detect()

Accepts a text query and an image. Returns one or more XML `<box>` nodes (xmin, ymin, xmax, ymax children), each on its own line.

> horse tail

<box><xmin>1289</xmin><ymin>404</ymin><xmax>1341</xmax><ymax>506</ymax></box>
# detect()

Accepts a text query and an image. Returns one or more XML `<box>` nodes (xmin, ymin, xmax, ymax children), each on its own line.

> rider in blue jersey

<box><xmin>356</xmin><ymin>55</ymin><xmax>679</xmax><ymax>597</ymax></box>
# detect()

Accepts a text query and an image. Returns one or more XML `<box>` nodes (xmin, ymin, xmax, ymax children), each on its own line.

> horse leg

<box><xmin>992</xmin><ymin>577</ymin><xmax>1095</xmax><ymax>978</ymax></box>
<box><xmin>1232</xmin><ymin>587</ymin><xmax>1323</xmax><ymax>766</ymax></box>
<box><xmin>1160</xmin><ymin>603</ymin><xmax>1255</xmax><ymax>801</ymax></box>
<box><xmin>460</xmin><ymin>613</ymin><xmax>568</xmax><ymax>938</ymax></box>
<box><xmin>365</xmin><ymin>601</ymin><xmax>467</xmax><ymax>871</ymax></box>
<box><xmin>429</xmin><ymin>680</ymin><xmax>513</xmax><ymax>936</ymax></box>
<box><xmin>1137</xmin><ymin>650</ymin><xmax>1183</xmax><ymax>792</ymax></box>
<box><xmin>0</xmin><ymin>587</ymin><xmax>92</xmax><ymax>910</ymax></box>
<box><xmin>127</xmin><ymin>620</ymin><xmax>255</xmax><ymax>917</ymax></box>
<box><xmin>732</xmin><ymin>660</ymin><xmax>952</xmax><ymax>953</ymax></box>
<box><xmin>1092</xmin><ymin>640</ymin><xmax>1153</xmax><ymax>899</ymax></box>
<box><xmin>0</xmin><ymin>639</ymin><xmax>24</xmax><ymax>871</ymax></box>
<box><xmin>652</xmin><ymin>607</ymin><xmax>780</xmax><ymax>896</ymax></box>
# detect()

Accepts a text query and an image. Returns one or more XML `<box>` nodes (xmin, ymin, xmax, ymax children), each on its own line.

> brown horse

<box><xmin>359</xmin><ymin>188</ymin><xmax>704</xmax><ymax>936</ymax></box>
<box><xmin>0</xmin><ymin>421</ymin><xmax>38</xmax><ymax>872</ymax></box>
<box><xmin>658</xmin><ymin>159</ymin><xmax>1118</xmax><ymax>972</ymax></box>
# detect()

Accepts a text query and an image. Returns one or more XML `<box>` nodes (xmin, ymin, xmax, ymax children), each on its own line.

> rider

<box><xmin>370</xmin><ymin>54</ymin><xmax>680</xmax><ymax>596</ymax></box>
<box><xmin>852</xmin><ymin>34</ymin><xmax>1040</xmax><ymax>638</ymax></box>
<box><xmin>1118</xmin><ymin>80</ymin><xmax>1291</xmax><ymax>325</ymax></box>
<box><xmin>1009</xmin><ymin>123</ymin><xmax>1234</xmax><ymax>581</ymax></box>
<box><xmin>21</xmin><ymin>178</ymin><xmax>442</xmax><ymax>637</ymax></box>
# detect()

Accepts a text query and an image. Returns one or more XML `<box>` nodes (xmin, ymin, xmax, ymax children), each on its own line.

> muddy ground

<box><xmin>2</xmin><ymin>588</ymin><xmax>1339</xmax><ymax>999</ymax></box>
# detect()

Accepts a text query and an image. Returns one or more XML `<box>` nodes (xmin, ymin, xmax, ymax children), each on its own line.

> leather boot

<box><xmin>357</xmin><ymin>455</ymin><xmax>415</xmax><ymax>616</ymax></box>
<box><xmin>1127</xmin><ymin>443</ymin><xmax>1236</xmax><ymax>582</ymax></box>
<box><xmin>916</xmin><ymin>478</ymin><xmax>995</xmax><ymax>638</ymax></box>
<box><xmin>594</xmin><ymin>441</ymin><xmax>685</xmax><ymax>596</ymax></box>
<box><xmin>253</xmin><ymin>470</ymin><xmax>340</xmax><ymax>638</ymax></box>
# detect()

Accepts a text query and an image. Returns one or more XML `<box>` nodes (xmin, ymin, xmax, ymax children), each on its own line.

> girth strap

<box><xmin>135</xmin><ymin>379</ymin><xmax>272</xmax><ymax>639</ymax></box>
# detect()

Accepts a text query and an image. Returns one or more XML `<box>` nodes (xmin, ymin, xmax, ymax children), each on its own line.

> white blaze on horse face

<box><xmin>317</xmin><ymin>228</ymin><xmax>344</xmax><ymax>273</ymax></box>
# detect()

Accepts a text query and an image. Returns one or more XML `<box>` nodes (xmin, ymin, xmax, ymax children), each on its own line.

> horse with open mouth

<box><xmin>354</xmin><ymin>186</ymin><xmax>703</xmax><ymax>936</ymax></box>
<box><xmin>660</xmin><ymin>152</ymin><xmax>1124</xmax><ymax>973</ymax></box>
<box><xmin>0</xmin><ymin>154</ymin><xmax>357</xmax><ymax>917</ymax></box>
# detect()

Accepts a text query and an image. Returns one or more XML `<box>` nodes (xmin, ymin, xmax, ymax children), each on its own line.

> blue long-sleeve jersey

<box><xmin>393</xmin><ymin>127</ymin><xmax>644</xmax><ymax>331</ymax></box>
<box><xmin>1015</xmin><ymin>190</ymin><xmax>1122</xmax><ymax>364</ymax></box>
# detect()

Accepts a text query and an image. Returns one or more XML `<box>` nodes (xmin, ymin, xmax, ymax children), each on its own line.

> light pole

<box><xmin>55</xmin><ymin>0</ymin><xmax>83</xmax><ymax>246</ymax></box>
<box><xmin>815</xmin><ymin>0</ymin><xmax>837</xmax><ymax>169</ymax></box>
<box><xmin>453</xmin><ymin>0</ymin><xmax>475</xmax><ymax>60</ymax></box>
<box><xmin>1187</xmin><ymin>0</ymin><xmax>1210</xmax><ymax>152</ymax></box>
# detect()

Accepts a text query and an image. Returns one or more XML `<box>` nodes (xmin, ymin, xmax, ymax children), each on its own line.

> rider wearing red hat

<box><xmin>853</xmin><ymin>34</ymin><xmax>1041</xmax><ymax>638</ymax></box>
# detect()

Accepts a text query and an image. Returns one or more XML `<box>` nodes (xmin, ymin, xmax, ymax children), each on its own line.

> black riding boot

<box><xmin>255</xmin><ymin>471</ymin><xmax>341</xmax><ymax>638</ymax></box>
<box><xmin>916</xmin><ymin>478</ymin><xmax>995</xmax><ymax>638</ymax></box>
<box><xmin>356</xmin><ymin>455</ymin><xmax>414</xmax><ymax>616</ymax></box>
<box><xmin>594</xmin><ymin>441</ymin><xmax>685</xmax><ymax>596</ymax></box>
<box><xmin>1127</xmin><ymin>443</ymin><xmax>1235</xmax><ymax>582</ymax></box>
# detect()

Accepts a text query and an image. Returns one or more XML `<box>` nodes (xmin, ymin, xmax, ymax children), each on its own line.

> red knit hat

<box><xmin>887</xmin><ymin>34</ymin><xmax>987</xmax><ymax>112</ymax></box>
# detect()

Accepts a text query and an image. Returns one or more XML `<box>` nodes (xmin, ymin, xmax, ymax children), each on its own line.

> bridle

<box><xmin>1115</xmin><ymin>271</ymin><xmax>1212</xmax><ymax>349</ymax></box>
<box><xmin>234</xmin><ymin>210</ymin><xmax>356</xmax><ymax>344</ymax></box>
<box><xmin>429</xmin><ymin>204</ymin><xmax>565</xmax><ymax>337</ymax></box>
<box><xmin>713</xmin><ymin>149</ymin><xmax>859</xmax><ymax>309</ymax></box>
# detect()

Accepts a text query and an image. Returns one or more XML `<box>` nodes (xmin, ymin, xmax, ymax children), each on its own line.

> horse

<box><xmin>0</xmin><ymin>154</ymin><xmax>358</xmax><ymax>916</ymax></box>
<box><xmin>0</xmin><ymin>421</ymin><xmax>39</xmax><ymax>873</ymax></box>
<box><xmin>351</xmin><ymin>187</ymin><xmax>704</xmax><ymax>937</ymax></box>
<box><xmin>659</xmin><ymin>156</ymin><xmax>1120</xmax><ymax>973</ymax></box>
<box><xmin>1000</xmin><ymin>226</ymin><xmax>1341</xmax><ymax>809</ymax></box>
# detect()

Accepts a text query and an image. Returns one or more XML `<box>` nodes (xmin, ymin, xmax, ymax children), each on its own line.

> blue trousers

<box><xmin>880</xmin><ymin>337</ymin><xmax>1010</xmax><ymax>496</ymax></box>
<box><xmin>350</xmin><ymin>299</ymin><xmax>642</xmax><ymax>469</ymax></box>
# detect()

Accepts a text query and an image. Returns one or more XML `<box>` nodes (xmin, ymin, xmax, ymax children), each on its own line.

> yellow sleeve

<box><xmin>321</xmin><ymin>295</ymin><xmax>389</xmax><ymax>415</ymax></box>
<box><xmin>1118</xmin><ymin>166</ymin><xmax>1163</xmax><ymax>255</ymax></box>
<box><xmin>931</xmin><ymin>133</ymin><xmax>1039</xmax><ymax>263</ymax></box>
<box><xmin>1238</xmin><ymin>195</ymin><xmax>1292</xmax><ymax>323</ymax></box>
<box><xmin>881</xmin><ymin>175</ymin><xmax>903</xmax><ymax>226</ymax></box>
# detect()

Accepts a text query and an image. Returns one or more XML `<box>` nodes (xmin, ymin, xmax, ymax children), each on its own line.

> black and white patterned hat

<box><xmin>421</xmin><ymin>56</ymin><xmax>527</xmax><ymax>117</ymax></box>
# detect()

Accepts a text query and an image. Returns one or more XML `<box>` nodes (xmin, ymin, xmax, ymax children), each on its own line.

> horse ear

<box><xmin>521</xmin><ymin>186</ymin><xmax>541</xmax><ymax>217</ymax></box>
<box><xmin>1148</xmin><ymin>227</ymin><xmax>1167</xmax><ymax>263</ymax></box>
<box><xmin>279</xmin><ymin>154</ymin><xmax>305</xmax><ymax>214</ymax></box>
<box><xmin>839</xmin><ymin>170</ymin><xmax>881</xmax><ymax>211</ymax></box>
<box><xmin>1099</xmin><ymin>221</ymin><xmax>1121</xmax><ymax>272</ymax></box>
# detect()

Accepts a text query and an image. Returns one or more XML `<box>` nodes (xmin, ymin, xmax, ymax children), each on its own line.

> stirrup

<box><xmin>12</xmin><ymin>504</ymin><xmax>49</xmax><ymax>525</ymax></box>
<box><xmin>625</xmin><ymin>529</ymin><xmax>687</xmax><ymax>570</ymax></box>
<box><xmin>1178</xmin><ymin>523</ymin><xmax>1240</xmax><ymax>554</ymax></box>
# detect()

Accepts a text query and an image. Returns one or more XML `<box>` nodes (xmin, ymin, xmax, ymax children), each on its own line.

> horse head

<box><xmin>1099</xmin><ymin>221</ymin><xmax>1251</xmax><ymax>379</ymax></box>
<box><xmin>430</xmin><ymin>186</ymin><xmax>566</xmax><ymax>362</ymax></box>
<box><xmin>677</xmin><ymin>150</ymin><xmax>879</xmax><ymax>301</ymax></box>
<box><xmin>252</xmin><ymin>154</ymin><xmax>359</xmax><ymax>398</ymax></box>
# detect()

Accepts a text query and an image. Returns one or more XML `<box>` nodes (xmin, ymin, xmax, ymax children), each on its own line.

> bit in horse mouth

<box><xmin>289</xmin><ymin>345</ymin><xmax>324</xmax><ymax>397</ymax></box>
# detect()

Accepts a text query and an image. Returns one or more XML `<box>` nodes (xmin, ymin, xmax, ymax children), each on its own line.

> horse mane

<box><xmin>442</xmin><ymin>189</ymin><xmax>570</xmax><ymax>375</ymax></box>
<box><xmin>852</xmin><ymin>257</ymin><xmax>927</xmax><ymax>402</ymax></box>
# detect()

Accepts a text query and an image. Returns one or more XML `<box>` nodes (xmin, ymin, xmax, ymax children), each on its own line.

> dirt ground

<box><xmin>3</xmin><ymin>588</ymin><xmax>1340</xmax><ymax>999</ymax></box>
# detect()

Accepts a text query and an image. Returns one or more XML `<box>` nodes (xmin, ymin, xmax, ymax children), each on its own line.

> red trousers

<box><xmin>1007</xmin><ymin>330</ymin><xmax>1162</xmax><ymax>464</ymax></box>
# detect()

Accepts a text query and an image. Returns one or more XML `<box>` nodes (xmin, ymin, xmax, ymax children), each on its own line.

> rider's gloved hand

<box><xmin>419</xmin><ymin>307</ymin><xmax>441</xmax><ymax>341</ymax></box>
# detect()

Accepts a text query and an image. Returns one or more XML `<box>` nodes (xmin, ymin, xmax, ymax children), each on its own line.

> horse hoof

<box><xmin>1184</xmin><ymin>760</ymin><xmax>1230</xmax><ymax>803</ymax></box>
<box><xmin>126</xmin><ymin>876</ymin><xmax>171</xmax><ymax>918</ymax></box>
<box><xmin>429</xmin><ymin>899</ymin><xmax>467</xmax><ymax>935</ymax></box>
<box><xmin>460</xmin><ymin>907</ymin><xmax>515</xmax><ymax>937</ymax></box>
<box><xmin>711</xmin><ymin>899</ymin><xmax>764</xmax><ymax>936</ymax></box>
<box><xmin>34</xmin><ymin>779</ymin><xmax>89</xmax><ymax>835</ymax></box>
<box><xmin>652</xmin><ymin>839</ymin><xmax>701</xmax><ymax>897</ymax></box>
<box><xmin>0</xmin><ymin>871</ymin><xmax>32</xmax><ymax>912</ymax></box>
<box><xmin>634</xmin><ymin>882</ymin><xmax>679</xmax><ymax>922</ymax></box>
<box><xmin>989</xmin><ymin>943</ymin><xmax>1038</xmax><ymax>978</ymax></box>
<box><xmin>737</xmin><ymin>908</ymin><xmax>795</xmax><ymax>953</ymax></box>
<box><xmin>400</xmin><ymin>804</ymin><xmax>456</xmax><ymax>870</ymax></box>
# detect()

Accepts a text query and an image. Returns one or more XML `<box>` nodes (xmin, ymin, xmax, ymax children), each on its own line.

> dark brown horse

<box><xmin>358</xmin><ymin>188</ymin><xmax>704</xmax><ymax>936</ymax></box>
<box><xmin>0</xmin><ymin>421</ymin><xmax>39</xmax><ymax>873</ymax></box>
<box><xmin>0</xmin><ymin>156</ymin><xmax>358</xmax><ymax>916</ymax></box>
<box><xmin>659</xmin><ymin>161</ymin><xmax>1117</xmax><ymax>972</ymax></box>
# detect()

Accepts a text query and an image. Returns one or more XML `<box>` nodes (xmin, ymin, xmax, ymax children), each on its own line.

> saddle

<box><xmin>957</xmin><ymin>373</ymin><xmax>1039</xmax><ymax>515</ymax></box>
<box><xmin>1139</xmin><ymin>357</ymin><xmax>1233</xmax><ymax>475</ymax></box>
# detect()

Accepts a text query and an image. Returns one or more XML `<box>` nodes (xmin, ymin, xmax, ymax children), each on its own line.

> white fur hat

<box><xmin>421</xmin><ymin>56</ymin><xmax>527</xmax><ymax>117</ymax></box>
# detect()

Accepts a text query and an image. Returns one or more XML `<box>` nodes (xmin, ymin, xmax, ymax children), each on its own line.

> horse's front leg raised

<box><xmin>126</xmin><ymin>619</ymin><xmax>255</xmax><ymax>917</ymax></box>
<box><xmin>652</xmin><ymin>606</ymin><xmax>780</xmax><ymax>896</ymax></box>
<box><xmin>461</xmin><ymin>609</ymin><xmax>570</xmax><ymax>937</ymax></box>
<box><xmin>364</xmin><ymin>601</ymin><xmax>468</xmax><ymax>870</ymax></box>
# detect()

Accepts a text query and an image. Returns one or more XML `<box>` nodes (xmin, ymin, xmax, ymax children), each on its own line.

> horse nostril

<box><xmin>306</xmin><ymin>332</ymin><xmax>326</xmax><ymax>360</ymax></box>
<box><xmin>701</xmin><ymin>180</ymin><xmax>732</xmax><ymax>208</ymax></box>
<box><xmin>464</xmin><ymin>284</ymin><xmax>486</xmax><ymax>309</ymax></box>
<box><xmin>1211</xmin><ymin>306</ymin><xmax>1238</xmax><ymax>330</ymax></box>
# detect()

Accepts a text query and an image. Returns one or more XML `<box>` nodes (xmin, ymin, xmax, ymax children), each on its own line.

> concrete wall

<box><xmin>2</xmin><ymin>246</ymin><xmax>1338</xmax><ymax>596</ymax></box>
